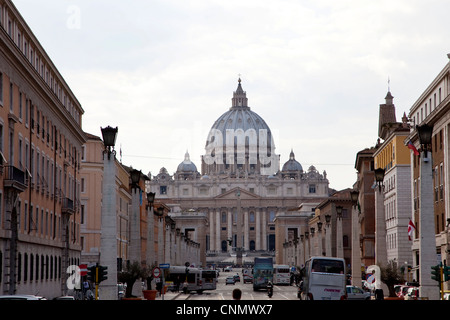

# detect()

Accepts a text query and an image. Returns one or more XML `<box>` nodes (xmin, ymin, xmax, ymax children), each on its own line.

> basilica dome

<box><xmin>203</xmin><ymin>79</ymin><xmax>278</xmax><ymax>176</ymax></box>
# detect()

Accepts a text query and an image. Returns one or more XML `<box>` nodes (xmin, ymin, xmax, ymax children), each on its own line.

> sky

<box><xmin>12</xmin><ymin>0</ymin><xmax>450</xmax><ymax>191</ymax></box>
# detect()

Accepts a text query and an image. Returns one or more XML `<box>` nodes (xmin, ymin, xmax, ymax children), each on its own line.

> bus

<box><xmin>253</xmin><ymin>257</ymin><xmax>273</xmax><ymax>291</ymax></box>
<box><xmin>299</xmin><ymin>257</ymin><xmax>347</xmax><ymax>300</ymax></box>
<box><xmin>200</xmin><ymin>269</ymin><xmax>217</xmax><ymax>291</ymax></box>
<box><xmin>165</xmin><ymin>266</ymin><xmax>203</xmax><ymax>293</ymax></box>
<box><xmin>273</xmin><ymin>264</ymin><xmax>291</xmax><ymax>285</ymax></box>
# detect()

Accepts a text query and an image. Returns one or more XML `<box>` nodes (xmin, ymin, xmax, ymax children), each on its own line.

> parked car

<box><xmin>346</xmin><ymin>285</ymin><xmax>371</xmax><ymax>300</ymax></box>
<box><xmin>234</xmin><ymin>274</ymin><xmax>240</xmax><ymax>282</ymax></box>
<box><xmin>404</xmin><ymin>287</ymin><xmax>419</xmax><ymax>300</ymax></box>
<box><xmin>53</xmin><ymin>295</ymin><xmax>75</xmax><ymax>300</ymax></box>
<box><xmin>226</xmin><ymin>276</ymin><xmax>236</xmax><ymax>285</ymax></box>
<box><xmin>396</xmin><ymin>285</ymin><xmax>412</xmax><ymax>298</ymax></box>
<box><xmin>0</xmin><ymin>295</ymin><xmax>46</xmax><ymax>300</ymax></box>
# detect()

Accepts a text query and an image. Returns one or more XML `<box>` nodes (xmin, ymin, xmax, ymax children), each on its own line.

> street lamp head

<box><xmin>147</xmin><ymin>192</ymin><xmax>156</xmax><ymax>204</ymax></box>
<box><xmin>374</xmin><ymin>168</ymin><xmax>385</xmax><ymax>183</ymax></box>
<box><xmin>416</xmin><ymin>123</ymin><xmax>433</xmax><ymax>146</ymax></box>
<box><xmin>101</xmin><ymin>126</ymin><xmax>118</xmax><ymax>148</ymax></box>
<box><xmin>350</xmin><ymin>190</ymin><xmax>359</xmax><ymax>204</ymax></box>
<box><xmin>325</xmin><ymin>214</ymin><xmax>331</xmax><ymax>224</ymax></box>
<box><xmin>155</xmin><ymin>206</ymin><xmax>164</xmax><ymax>217</ymax></box>
<box><xmin>317</xmin><ymin>221</ymin><xmax>323</xmax><ymax>231</ymax></box>
<box><xmin>101</xmin><ymin>126</ymin><xmax>118</xmax><ymax>160</ymax></box>
<box><xmin>130</xmin><ymin>169</ymin><xmax>141</xmax><ymax>188</ymax></box>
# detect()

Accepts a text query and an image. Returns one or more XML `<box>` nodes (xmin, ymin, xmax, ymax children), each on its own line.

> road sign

<box><xmin>79</xmin><ymin>264</ymin><xmax>88</xmax><ymax>276</ymax></box>
<box><xmin>159</xmin><ymin>263</ymin><xmax>170</xmax><ymax>269</ymax></box>
<box><xmin>152</xmin><ymin>267</ymin><xmax>161</xmax><ymax>278</ymax></box>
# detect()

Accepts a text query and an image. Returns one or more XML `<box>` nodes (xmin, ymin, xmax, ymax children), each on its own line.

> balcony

<box><xmin>3</xmin><ymin>165</ymin><xmax>27</xmax><ymax>193</ymax></box>
<box><xmin>62</xmin><ymin>197</ymin><xmax>75</xmax><ymax>215</ymax></box>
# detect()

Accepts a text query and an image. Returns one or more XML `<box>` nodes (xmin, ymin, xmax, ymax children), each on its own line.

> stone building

<box><xmin>148</xmin><ymin>79</ymin><xmax>331</xmax><ymax>266</ymax></box>
<box><xmin>0</xmin><ymin>0</ymin><xmax>85</xmax><ymax>298</ymax></box>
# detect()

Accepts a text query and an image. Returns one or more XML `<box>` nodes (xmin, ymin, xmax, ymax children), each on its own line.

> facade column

<box><xmin>244</xmin><ymin>208</ymin><xmax>249</xmax><ymax>251</ymax></box>
<box><xmin>227</xmin><ymin>209</ymin><xmax>232</xmax><ymax>253</ymax></box>
<box><xmin>256</xmin><ymin>208</ymin><xmax>261</xmax><ymax>251</ymax></box>
<box><xmin>209</xmin><ymin>210</ymin><xmax>215</xmax><ymax>252</ymax></box>
<box><xmin>262</xmin><ymin>208</ymin><xmax>267</xmax><ymax>251</ymax></box>
<box><xmin>216</xmin><ymin>209</ymin><xmax>221</xmax><ymax>252</ymax></box>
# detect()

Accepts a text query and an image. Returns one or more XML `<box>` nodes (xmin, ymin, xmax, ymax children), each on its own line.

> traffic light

<box><xmin>431</xmin><ymin>264</ymin><xmax>441</xmax><ymax>282</ymax></box>
<box><xmin>443</xmin><ymin>266</ymin><xmax>450</xmax><ymax>282</ymax></box>
<box><xmin>98</xmin><ymin>265</ymin><xmax>108</xmax><ymax>283</ymax></box>
<box><xmin>87</xmin><ymin>265</ymin><xmax>97</xmax><ymax>283</ymax></box>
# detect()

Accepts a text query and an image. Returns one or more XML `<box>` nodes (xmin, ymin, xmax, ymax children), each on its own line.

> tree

<box><xmin>380</xmin><ymin>261</ymin><xmax>405</xmax><ymax>297</ymax></box>
<box><xmin>118</xmin><ymin>261</ymin><xmax>145</xmax><ymax>298</ymax></box>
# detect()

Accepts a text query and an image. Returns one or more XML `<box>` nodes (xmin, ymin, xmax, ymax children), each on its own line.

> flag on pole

<box><xmin>407</xmin><ymin>140</ymin><xmax>419</xmax><ymax>156</ymax></box>
<box><xmin>408</xmin><ymin>219</ymin><xmax>416</xmax><ymax>241</ymax></box>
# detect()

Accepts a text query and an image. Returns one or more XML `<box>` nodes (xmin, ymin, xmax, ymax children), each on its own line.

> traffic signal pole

<box><xmin>95</xmin><ymin>267</ymin><xmax>99</xmax><ymax>300</ymax></box>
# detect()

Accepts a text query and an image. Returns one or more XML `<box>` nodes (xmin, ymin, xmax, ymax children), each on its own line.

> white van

<box><xmin>299</xmin><ymin>257</ymin><xmax>347</xmax><ymax>300</ymax></box>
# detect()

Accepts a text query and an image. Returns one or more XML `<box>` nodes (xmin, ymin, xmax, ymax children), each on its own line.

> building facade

<box><xmin>0</xmin><ymin>0</ymin><xmax>85</xmax><ymax>298</ymax></box>
<box><xmin>407</xmin><ymin>56</ymin><xmax>450</xmax><ymax>289</ymax></box>
<box><xmin>148</xmin><ymin>79</ymin><xmax>331</xmax><ymax>266</ymax></box>
<box><xmin>373</xmin><ymin>91</ymin><xmax>413</xmax><ymax>267</ymax></box>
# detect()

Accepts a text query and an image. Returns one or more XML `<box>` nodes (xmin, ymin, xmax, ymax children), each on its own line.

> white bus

<box><xmin>200</xmin><ymin>269</ymin><xmax>217</xmax><ymax>291</ymax></box>
<box><xmin>299</xmin><ymin>257</ymin><xmax>347</xmax><ymax>300</ymax></box>
<box><xmin>165</xmin><ymin>266</ymin><xmax>203</xmax><ymax>293</ymax></box>
<box><xmin>273</xmin><ymin>264</ymin><xmax>291</xmax><ymax>285</ymax></box>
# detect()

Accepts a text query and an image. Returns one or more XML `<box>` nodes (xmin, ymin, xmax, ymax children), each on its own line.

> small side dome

<box><xmin>282</xmin><ymin>150</ymin><xmax>303</xmax><ymax>172</ymax></box>
<box><xmin>177</xmin><ymin>151</ymin><xmax>198</xmax><ymax>173</ymax></box>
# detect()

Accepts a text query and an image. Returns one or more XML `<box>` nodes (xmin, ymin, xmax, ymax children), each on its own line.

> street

<box><xmin>171</xmin><ymin>268</ymin><xmax>298</xmax><ymax>301</ymax></box>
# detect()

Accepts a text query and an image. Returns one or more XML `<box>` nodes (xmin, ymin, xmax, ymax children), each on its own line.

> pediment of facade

<box><xmin>213</xmin><ymin>187</ymin><xmax>261</xmax><ymax>200</ymax></box>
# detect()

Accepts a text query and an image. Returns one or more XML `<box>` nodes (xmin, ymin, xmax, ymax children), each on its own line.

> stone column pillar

<box><xmin>99</xmin><ymin>152</ymin><xmax>118</xmax><ymax>300</ymax></box>
<box><xmin>419</xmin><ymin>151</ymin><xmax>439</xmax><ymax>300</ymax></box>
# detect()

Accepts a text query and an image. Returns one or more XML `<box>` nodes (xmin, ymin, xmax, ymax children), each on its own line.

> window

<box><xmin>309</xmin><ymin>184</ymin><xmax>316</xmax><ymax>193</ymax></box>
<box><xmin>160</xmin><ymin>186</ymin><xmax>167</xmax><ymax>195</ymax></box>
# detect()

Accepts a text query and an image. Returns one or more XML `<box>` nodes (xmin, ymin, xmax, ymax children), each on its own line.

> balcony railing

<box><xmin>3</xmin><ymin>165</ymin><xmax>27</xmax><ymax>192</ymax></box>
<box><xmin>62</xmin><ymin>197</ymin><xmax>75</xmax><ymax>214</ymax></box>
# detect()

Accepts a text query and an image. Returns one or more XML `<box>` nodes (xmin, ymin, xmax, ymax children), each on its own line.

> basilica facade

<box><xmin>147</xmin><ymin>79</ymin><xmax>331</xmax><ymax>265</ymax></box>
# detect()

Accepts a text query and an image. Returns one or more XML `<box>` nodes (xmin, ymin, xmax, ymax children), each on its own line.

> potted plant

<box><xmin>142</xmin><ymin>264</ymin><xmax>158</xmax><ymax>300</ymax></box>
<box><xmin>380</xmin><ymin>261</ymin><xmax>405</xmax><ymax>299</ymax></box>
<box><xmin>118</xmin><ymin>261</ymin><xmax>145</xmax><ymax>299</ymax></box>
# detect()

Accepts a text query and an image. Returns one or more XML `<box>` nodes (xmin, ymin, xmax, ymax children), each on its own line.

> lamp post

<box><xmin>129</xmin><ymin>168</ymin><xmax>142</xmax><ymax>297</ymax></box>
<box><xmin>155</xmin><ymin>206</ymin><xmax>165</xmax><ymax>264</ymax></box>
<box><xmin>317</xmin><ymin>221</ymin><xmax>323</xmax><ymax>256</ymax></box>
<box><xmin>416</xmin><ymin>123</ymin><xmax>439</xmax><ymax>300</ymax></box>
<box><xmin>336</xmin><ymin>205</ymin><xmax>344</xmax><ymax>258</ymax></box>
<box><xmin>146</xmin><ymin>192</ymin><xmax>156</xmax><ymax>267</ymax></box>
<box><xmin>350</xmin><ymin>190</ymin><xmax>363</xmax><ymax>288</ymax></box>
<box><xmin>99</xmin><ymin>126</ymin><xmax>118</xmax><ymax>300</ymax></box>
<box><xmin>374</xmin><ymin>168</ymin><xmax>388</xmax><ymax>274</ymax></box>
<box><xmin>325</xmin><ymin>214</ymin><xmax>331</xmax><ymax>257</ymax></box>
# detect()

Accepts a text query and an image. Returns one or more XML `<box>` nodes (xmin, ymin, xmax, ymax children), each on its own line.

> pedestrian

<box><xmin>232</xmin><ymin>288</ymin><xmax>242</xmax><ymax>300</ymax></box>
